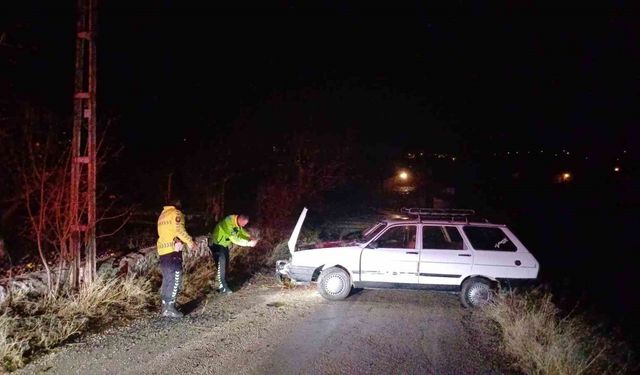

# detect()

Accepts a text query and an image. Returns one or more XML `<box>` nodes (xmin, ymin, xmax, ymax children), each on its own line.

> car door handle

<box><xmin>406</xmin><ymin>251</ymin><xmax>418</xmax><ymax>254</ymax></box>
<box><xmin>458</xmin><ymin>254</ymin><xmax>471</xmax><ymax>257</ymax></box>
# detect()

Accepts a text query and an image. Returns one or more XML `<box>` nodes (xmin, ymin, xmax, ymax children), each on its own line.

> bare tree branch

<box><xmin>96</xmin><ymin>214</ymin><xmax>131</xmax><ymax>239</ymax></box>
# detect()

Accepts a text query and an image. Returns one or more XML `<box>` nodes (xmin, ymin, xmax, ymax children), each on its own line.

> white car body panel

<box><xmin>291</xmin><ymin>246</ymin><xmax>361</xmax><ymax>279</ymax></box>
<box><xmin>360</xmin><ymin>247</ymin><xmax>419</xmax><ymax>283</ymax></box>
<box><xmin>418</xmin><ymin>248</ymin><xmax>473</xmax><ymax>285</ymax></box>
<box><xmin>462</xmin><ymin>226</ymin><xmax>539</xmax><ymax>280</ymax></box>
<box><xmin>417</xmin><ymin>224</ymin><xmax>472</xmax><ymax>285</ymax></box>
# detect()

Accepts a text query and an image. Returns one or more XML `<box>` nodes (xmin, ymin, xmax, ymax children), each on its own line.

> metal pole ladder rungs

<box><xmin>70</xmin><ymin>0</ymin><xmax>97</xmax><ymax>287</ymax></box>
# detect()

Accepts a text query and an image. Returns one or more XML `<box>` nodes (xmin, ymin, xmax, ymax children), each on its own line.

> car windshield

<box><xmin>357</xmin><ymin>222</ymin><xmax>387</xmax><ymax>243</ymax></box>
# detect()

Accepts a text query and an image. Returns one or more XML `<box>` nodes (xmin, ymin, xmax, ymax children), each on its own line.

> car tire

<box><xmin>460</xmin><ymin>277</ymin><xmax>493</xmax><ymax>308</ymax></box>
<box><xmin>318</xmin><ymin>267</ymin><xmax>352</xmax><ymax>300</ymax></box>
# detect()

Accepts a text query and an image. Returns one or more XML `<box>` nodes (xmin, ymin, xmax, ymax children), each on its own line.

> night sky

<box><xmin>2</xmin><ymin>1</ymin><xmax>637</xmax><ymax>160</ymax></box>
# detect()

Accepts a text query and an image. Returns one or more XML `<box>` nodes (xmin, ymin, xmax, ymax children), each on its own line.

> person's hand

<box><xmin>174</xmin><ymin>241</ymin><xmax>184</xmax><ymax>252</ymax></box>
<box><xmin>249</xmin><ymin>239</ymin><xmax>258</xmax><ymax>247</ymax></box>
<box><xmin>188</xmin><ymin>240</ymin><xmax>198</xmax><ymax>251</ymax></box>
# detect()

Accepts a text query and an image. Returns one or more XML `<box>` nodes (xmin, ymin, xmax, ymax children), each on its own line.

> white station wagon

<box><xmin>276</xmin><ymin>207</ymin><xmax>539</xmax><ymax>307</ymax></box>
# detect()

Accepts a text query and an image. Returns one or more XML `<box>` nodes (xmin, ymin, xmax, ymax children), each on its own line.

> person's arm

<box><xmin>228</xmin><ymin>229</ymin><xmax>254</xmax><ymax>247</ymax></box>
<box><xmin>174</xmin><ymin>213</ymin><xmax>195</xmax><ymax>249</ymax></box>
<box><xmin>229</xmin><ymin>225</ymin><xmax>259</xmax><ymax>247</ymax></box>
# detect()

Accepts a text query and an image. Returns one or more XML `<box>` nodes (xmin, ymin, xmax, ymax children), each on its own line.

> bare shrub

<box><xmin>257</xmin><ymin>130</ymin><xmax>350</xmax><ymax>246</ymax></box>
<box><xmin>482</xmin><ymin>288</ymin><xmax>634</xmax><ymax>375</ymax></box>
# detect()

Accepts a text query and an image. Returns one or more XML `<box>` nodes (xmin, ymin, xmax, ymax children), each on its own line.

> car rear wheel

<box><xmin>460</xmin><ymin>277</ymin><xmax>493</xmax><ymax>308</ymax></box>
<box><xmin>318</xmin><ymin>267</ymin><xmax>351</xmax><ymax>300</ymax></box>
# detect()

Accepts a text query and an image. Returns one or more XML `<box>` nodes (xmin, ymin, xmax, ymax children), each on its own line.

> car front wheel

<box><xmin>460</xmin><ymin>277</ymin><xmax>493</xmax><ymax>308</ymax></box>
<box><xmin>318</xmin><ymin>267</ymin><xmax>352</xmax><ymax>300</ymax></box>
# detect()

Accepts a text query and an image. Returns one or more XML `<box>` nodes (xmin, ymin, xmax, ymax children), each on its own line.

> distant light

<box><xmin>557</xmin><ymin>172</ymin><xmax>573</xmax><ymax>183</ymax></box>
<box><xmin>556</xmin><ymin>171</ymin><xmax>573</xmax><ymax>183</ymax></box>
<box><xmin>452</xmin><ymin>157</ymin><xmax>456</xmax><ymax>161</ymax></box>
<box><xmin>398</xmin><ymin>171</ymin><xmax>409</xmax><ymax>180</ymax></box>
<box><xmin>566</xmin><ymin>151</ymin><xmax>570</xmax><ymax>155</ymax></box>
<box><xmin>540</xmin><ymin>150</ymin><xmax>544</xmax><ymax>153</ymax></box>
<box><xmin>614</xmin><ymin>166</ymin><xmax>620</xmax><ymax>172</ymax></box>
<box><xmin>183</xmin><ymin>138</ymin><xmax>187</xmax><ymax>142</ymax></box>
<box><xmin>623</xmin><ymin>150</ymin><xmax>627</xmax><ymax>154</ymax></box>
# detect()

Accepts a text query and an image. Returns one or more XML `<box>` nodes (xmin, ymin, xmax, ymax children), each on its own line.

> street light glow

<box><xmin>557</xmin><ymin>171</ymin><xmax>573</xmax><ymax>183</ymax></box>
<box><xmin>398</xmin><ymin>171</ymin><xmax>409</xmax><ymax>180</ymax></box>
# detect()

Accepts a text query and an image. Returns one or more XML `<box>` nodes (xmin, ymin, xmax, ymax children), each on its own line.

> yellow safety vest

<box><xmin>156</xmin><ymin>206</ymin><xmax>194</xmax><ymax>256</ymax></box>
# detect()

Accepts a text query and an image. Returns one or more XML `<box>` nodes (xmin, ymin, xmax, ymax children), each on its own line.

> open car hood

<box><xmin>287</xmin><ymin>207</ymin><xmax>308</xmax><ymax>255</ymax></box>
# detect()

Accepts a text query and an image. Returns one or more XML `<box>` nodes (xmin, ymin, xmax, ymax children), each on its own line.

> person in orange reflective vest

<box><xmin>156</xmin><ymin>199</ymin><xmax>196</xmax><ymax>318</ymax></box>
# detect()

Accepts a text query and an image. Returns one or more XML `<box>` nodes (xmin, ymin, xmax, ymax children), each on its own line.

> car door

<box><xmin>462</xmin><ymin>225</ymin><xmax>538</xmax><ymax>279</ymax></box>
<box><xmin>360</xmin><ymin>225</ymin><xmax>419</xmax><ymax>284</ymax></box>
<box><xmin>418</xmin><ymin>225</ymin><xmax>473</xmax><ymax>286</ymax></box>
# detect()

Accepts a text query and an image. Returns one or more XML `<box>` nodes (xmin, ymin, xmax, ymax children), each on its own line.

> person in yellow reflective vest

<box><xmin>208</xmin><ymin>214</ymin><xmax>258</xmax><ymax>294</ymax></box>
<box><xmin>157</xmin><ymin>199</ymin><xmax>196</xmax><ymax>318</ymax></box>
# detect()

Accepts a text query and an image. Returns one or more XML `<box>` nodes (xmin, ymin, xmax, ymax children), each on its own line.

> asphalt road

<box><xmin>19</xmin><ymin>274</ymin><xmax>513</xmax><ymax>375</ymax></box>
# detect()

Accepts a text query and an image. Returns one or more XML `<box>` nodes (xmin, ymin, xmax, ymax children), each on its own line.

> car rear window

<box><xmin>463</xmin><ymin>226</ymin><xmax>517</xmax><ymax>252</ymax></box>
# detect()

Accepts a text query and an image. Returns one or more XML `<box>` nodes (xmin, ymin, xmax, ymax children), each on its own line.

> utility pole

<box><xmin>70</xmin><ymin>0</ymin><xmax>97</xmax><ymax>287</ymax></box>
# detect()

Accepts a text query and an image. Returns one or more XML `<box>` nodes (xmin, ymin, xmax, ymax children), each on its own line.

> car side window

<box><xmin>422</xmin><ymin>226</ymin><xmax>464</xmax><ymax>250</ymax></box>
<box><xmin>463</xmin><ymin>226</ymin><xmax>517</xmax><ymax>252</ymax></box>
<box><xmin>375</xmin><ymin>225</ymin><xmax>416</xmax><ymax>249</ymax></box>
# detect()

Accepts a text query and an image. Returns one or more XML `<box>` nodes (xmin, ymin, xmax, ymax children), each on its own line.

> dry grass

<box><xmin>179</xmin><ymin>258</ymin><xmax>215</xmax><ymax>304</ymax></box>
<box><xmin>482</xmin><ymin>287</ymin><xmax>635</xmax><ymax>375</ymax></box>
<box><xmin>279</xmin><ymin>275</ymin><xmax>297</xmax><ymax>289</ymax></box>
<box><xmin>0</xmin><ymin>276</ymin><xmax>154</xmax><ymax>372</ymax></box>
<box><xmin>0</xmin><ymin>312</ymin><xmax>29</xmax><ymax>371</ymax></box>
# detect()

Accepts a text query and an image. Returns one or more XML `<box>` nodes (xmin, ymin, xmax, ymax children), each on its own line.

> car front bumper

<box><xmin>276</xmin><ymin>260</ymin><xmax>316</xmax><ymax>283</ymax></box>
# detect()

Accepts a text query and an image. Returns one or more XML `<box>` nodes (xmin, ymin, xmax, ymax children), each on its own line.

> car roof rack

<box><xmin>400</xmin><ymin>208</ymin><xmax>476</xmax><ymax>223</ymax></box>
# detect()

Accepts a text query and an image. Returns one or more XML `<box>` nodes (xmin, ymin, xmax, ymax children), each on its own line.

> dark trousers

<box><xmin>159</xmin><ymin>252</ymin><xmax>183</xmax><ymax>303</ymax></box>
<box><xmin>209</xmin><ymin>243</ymin><xmax>229</xmax><ymax>288</ymax></box>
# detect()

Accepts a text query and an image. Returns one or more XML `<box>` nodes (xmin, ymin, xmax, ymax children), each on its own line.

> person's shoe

<box><xmin>161</xmin><ymin>301</ymin><xmax>184</xmax><ymax>318</ymax></box>
<box><xmin>217</xmin><ymin>285</ymin><xmax>233</xmax><ymax>294</ymax></box>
